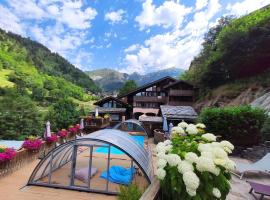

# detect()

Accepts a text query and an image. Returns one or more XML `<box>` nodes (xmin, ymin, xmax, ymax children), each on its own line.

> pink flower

<box><xmin>46</xmin><ymin>134</ymin><xmax>58</xmax><ymax>143</ymax></box>
<box><xmin>68</xmin><ymin>125</ymin><xmax>78</xmax><ymax>134</ymax></box>
<box><xmin>58</xmin><ymin>129</ymin><xmax>68</xmax><ymax>138</ymax></box>
<box><xmin>0</xmin><ymin>148</ymin><xmax>16</xmax><ymax>162</ymax></box>
<box><xmin>22</xmin><ymin>139</ymin><xmax>43</xmax><ymax>150</ymax></box>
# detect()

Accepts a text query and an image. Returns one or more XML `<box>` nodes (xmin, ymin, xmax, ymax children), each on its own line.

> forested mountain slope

<box><xmin>181</xmin><ymin>5</ymin><xmax>270</xmax><ymax>110</ymax></box>
<box><xmin>0</xmin><ymin>29</ymin><xmax>100</xmax><ymax>104</ymax></box>
<box><xmin>0</xmin><ymin>29</ymin><xmax>100</xmax><ymax>94</ymax></box>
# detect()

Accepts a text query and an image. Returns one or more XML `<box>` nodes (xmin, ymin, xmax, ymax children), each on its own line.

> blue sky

<box><xmin>0</xmin><ymin>0</ymin><xmax>269</xmax><ymax>74</ymax></box>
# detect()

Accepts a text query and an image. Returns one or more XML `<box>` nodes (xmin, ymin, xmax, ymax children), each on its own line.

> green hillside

<box><xmin>0</xmin><ymin>29</ymin><xmax>100</xmax><ymax>103</ymax></box>
<box><xmin>182</xmin><ymin>5</ymin><xmax>270</xmax><ymax>92</ymax></box>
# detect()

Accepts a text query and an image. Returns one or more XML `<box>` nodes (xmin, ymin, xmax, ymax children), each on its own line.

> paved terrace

<box><xmin>0</xmin><ymin>139</ymin><xmax>269</xmax><ymax>200</ymax></box>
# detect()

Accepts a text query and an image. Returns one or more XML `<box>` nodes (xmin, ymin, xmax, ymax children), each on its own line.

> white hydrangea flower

<box><xmin>223</xmin><ymin>146</ymin><xmax>232</xmax><ymax>154</ymax></box>
<box><xmin>201</xmin><ymin>151</ymin><xmax>214</xmax><ymax>159</ymax></box>
<box><xmin>196</xmin><ymin>156</ymin><xmax>220</xmax><ymax>176</ymax></box>
<box><xmin>214</xmin><ymin>158</ymin><xmax>226</xmax><ymax>167</ymax></box>
<box><xmin>224</xmin><ymin>159</ymin><xmax>236</xmax><ymax>171</ymax></box>
<box><xmin>177</xmin><ymin>160</ymin><xmax>194</xmax><ymax>174</ymax></box>
<box><xmin>172</xmin><ymin>126</ymin><xmax>185</xmax><ymax>135</ymax></box>
<box><xmin>211</xmin><ymin>142</ymin><xmax>222</xmax><ymax>148</ymax></box>
<box><xmin>220</xmin><ymin>140</ymin><xmax>234</xmax><ymax>152</ymax></box>
<box><xmin>183</xmin><ymin>171</ymin><xmax>200</xmax><ymax>190</ymax></box>
<box><xmin>166</xmin><ymin>154</ymin><xmax>181</xmax><ymax>167</ymax></box>
<box><xmin>156</xmin><ymin>142</ymin><xmax>166</xmax><ymax>153</ymax></box>
<box><xmin>212</xmin><ymin>187</ymin><xmax>221</xmax><ymax>198</ymax></box>
<box><xmin>212</xmin><ymin>147</ymin><xmax>228</xmax><ymax>159</ymax></box>
<box><xmin>186</xmin><ymin>124</ymin><xmax>198</xmax><ymax>135</ymax></box>
<box><xmin>164</xmin><ymin>144</ymin><xmax>173</xmax><ymax>153</ymax></box>
<box><xmin>198</xmin><ymin>143</ymin><xmax>212</xmax><ymax>152</ymax></box>
<box><xmin>185</xmin><ymin>152</ymin><xmax>198</xmax><ymax>164</ymax></box>
<box><xmin>202</xmin><ymin>133</ymin><xmax>217</xmax><ymax>142</ymax></box>
<box><xmin>157</xmin><ymin>158</ymin><xmax>167</xmax><ymax>169</ymax></box>
<box><xmin>196</xmin><ymin>123</ymin><xmax>206</xmax><ymax>129</ymax></box>
<box><xmin>157</xmin><ymin>152</ymin><xmax>166</xmax><ymax>159</ymax></box>
<box><xmin>157</xmin><ymin>168</ymin><xmax>166</xmax><ymax>180</ymax></box>
<box><xmin>163</xmin><ymin>140</ymin><xmax>172</xmax><ymax>146</ymax></box>
<box><xmin>178</xmin><ymin>121</ymin><xmax>188</xmax><ymax>129</ymax></box>
<box><xmin>186</xmin><ymin>187</ymin><xmax>196</xmax><ymax>197</ymax></box>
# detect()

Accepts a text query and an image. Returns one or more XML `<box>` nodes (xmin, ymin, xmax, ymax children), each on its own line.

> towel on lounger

<box><xmin>100</xmin><ymin>166</ymin><xmax>135</xmax><ymax>185</ymax></box>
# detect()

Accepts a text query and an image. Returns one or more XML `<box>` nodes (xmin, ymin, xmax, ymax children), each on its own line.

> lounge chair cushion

<box><xmin>100</xmin><ymin>166</ymin><xmax>135</xmax><ymax>185</ymax></box>
<box><xmin>74</xmin><ymin>167</ymin><xmax>97</xmax><ymax>183</ymax></box>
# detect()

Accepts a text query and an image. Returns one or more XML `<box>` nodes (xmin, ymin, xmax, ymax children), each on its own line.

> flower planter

<box><xmin>153</xmin><ymin>129</ymin><xmax>165</xmax><ymax>144</ymax></box>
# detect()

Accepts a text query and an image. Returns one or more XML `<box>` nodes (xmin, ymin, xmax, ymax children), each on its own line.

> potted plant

<box><xmin>22</xmin><ymin>136</ymin><xmax>43</xmax><ymax>151</ymax></box>
<box><xmin>0</xmin><ymin>145</ymin><xmax>16</xmax><ymax>163</ymax></box>
<box><xmin>58</xmin><ymin>129</ymin><xmax>68</xmax><ymax>139</ymax></box>
<box><xmin>156</xmin><ymin>122</ymin><xmax>235</xmax><ymax>200</ymax></box>
<box><xmin>45</xmin><ymin>133</ymin><xmax>58</xmax><ymax>144</ymax></box>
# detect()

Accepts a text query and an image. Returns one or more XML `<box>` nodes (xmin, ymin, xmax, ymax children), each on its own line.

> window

<box><xmin>110</xmin><ymin>114</ymin><xmax>120</xmax><ymax>121</ymax></box>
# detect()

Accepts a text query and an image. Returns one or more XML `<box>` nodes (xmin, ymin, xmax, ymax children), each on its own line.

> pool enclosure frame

<box><xmin>113</xmin><ymin>119</ymin><xmax>148</xmax><ymax>136</ymax></box>
<box><xmin>27</xmin><ymin>129</ymin><xmax>153</xmax><ymax>195</ymax></box>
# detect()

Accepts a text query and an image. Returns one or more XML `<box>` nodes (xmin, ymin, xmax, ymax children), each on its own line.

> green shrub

<box><xmin>0</xmin><ymin>94</ymin><xmax>43</xmax><ymax>139</ymax></box>
<box><xmin>46</xmin><ymin>98</ymin><xmax>79</xmax><ymax>130</ymax></box>
<box><xmin>118</xmin><ymin>184</ymin><xmax>143</xmax><ymax>200</ymax></box>
<box><xmin>199</xmin><ymin>105</ymin><xmax>267</xmax><ymax>146</ymax></box>
<box><xmin>261</xmin><ymin>116</ymin><xmax>270</xmax><ymax>141</ymax></box>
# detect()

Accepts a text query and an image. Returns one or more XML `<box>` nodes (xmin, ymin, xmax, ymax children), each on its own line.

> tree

<box><xmin>46</xmin><ymin>98</ymin><xmax>79</xmax><ymax>130</ymax></box>
<box><xmin>118</xmin><ymin>80</ymin><xmax>137</xmax><ymax>96</ymax></box>
<box><xmin>32</xmin><ymin>86</ymin><xmax>47</xmax><ymax>101</ymax></box>
<box><xmin>0</xmin><ymin>95</ymin><xmax>43</xmax><ymax>139</ymax></box>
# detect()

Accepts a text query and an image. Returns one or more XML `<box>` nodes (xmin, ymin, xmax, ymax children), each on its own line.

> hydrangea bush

<box><xmin>156</xmin><ymin>122</ymin><xmax>235</xmax><ymax>200</ymax></box>
<box><xmin>0</xmin><ymin>145</ymin><xmax>16</xmax><ymax>162</ymax></box>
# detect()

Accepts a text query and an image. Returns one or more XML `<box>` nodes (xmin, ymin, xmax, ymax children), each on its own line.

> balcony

<box><xmin>133</xmin><ymin>96</ymin><xmax>167</xmax><ymax>103</ymax></box>
<box><xmin>169</xmin><ymin>89</ymin><xmax>194</xmax><ymax>96</ymax></box>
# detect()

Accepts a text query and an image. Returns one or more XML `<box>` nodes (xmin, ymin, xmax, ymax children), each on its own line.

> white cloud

<box><xmin>123</xmin><ymin>0</ymin><xmax>221</xmax><ymax>74</ymax></box>
<box><xmin>72</xmin><ymin>51</ymin><xmax>93</xmax><ymax>71</ymax></box>
<box><xmin>105</xmin><ymin>9</ymin><xmax>126</xmax><ymax>24</ymax></box>
<box><xmin>226</xmin><ymin>0</ymin><xmax>270</xmax><ymax>16</ymax></box>
<box><xmin>124</xmin><ymin>44</ymin><xmax>140</xmax><ymax>53</ymax></box>
<box><xmin>6</xmin><ymin>0</ymin><xmax>97</xmax><ymax>30</ymax></box>
<box><xmin>135</xmin><ymin>0</ymin><xmax>192</xmax><ymax>30</ymax></box>
<box><xmin>196</xmin><ymin>0</ymin><xmax>209</xmax><ymax>10</ymax></box>
<box><xmin>0</xmin><ymin>5</ymin><xmax>25</xmax><ymax>35</ymax></box>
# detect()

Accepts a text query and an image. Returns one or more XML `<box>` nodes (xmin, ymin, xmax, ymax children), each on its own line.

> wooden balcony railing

<box><xmin>133</xmin><ymin>96</ymin><xmax>167</xmax><ymax>103</ymax></box>
<box><xmin>169</xmin><ymin>89</ymin><xmax>194</xmax><ymax>96</ymax></box>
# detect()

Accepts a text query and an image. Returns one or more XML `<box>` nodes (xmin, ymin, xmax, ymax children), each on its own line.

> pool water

<box><xmin>95</xmin><ymin>135</ymin><xmax>145</xmax><ymax>155</ymax></box>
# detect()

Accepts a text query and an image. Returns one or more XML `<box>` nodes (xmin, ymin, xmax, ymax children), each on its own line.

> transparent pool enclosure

<box><xmin>27</xmin><ymin>126</ymin><xmax>153</xmax><ymax>195</ymax></box>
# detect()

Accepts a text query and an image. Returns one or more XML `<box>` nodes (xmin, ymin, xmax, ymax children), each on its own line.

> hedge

<box><xmin>199</xmin><ymin>105</ymin><xmax>267</xmax><ymax>146</ymax></box>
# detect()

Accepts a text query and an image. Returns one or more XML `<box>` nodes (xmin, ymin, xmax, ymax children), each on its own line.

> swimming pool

<box><xmin>95</xmin><ymin>135</ymin><xmax>145</xmax><ymax>155</ymax></box>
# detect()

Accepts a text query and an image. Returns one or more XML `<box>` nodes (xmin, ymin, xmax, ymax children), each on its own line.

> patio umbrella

<box><xmin>95</xmin><ymin>107</ymin><xmax>99</xmax><ymax>117</ymax></box>
<box><xmin>79</xmin><ymin>118</ymin><xmax>84</xmax><ymax>130</ymax></box>
<box><xmin>44</xmin><ymin>121</ymin><xmax>51</xmax><ymax>138</ymax></box>
<box><xmin>163</xmin><ymin>116</ymin><xmax>168</xmax><ymax>133</ymax></box>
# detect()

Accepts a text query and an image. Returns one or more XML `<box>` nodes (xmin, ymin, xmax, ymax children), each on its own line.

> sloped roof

<box><xmin>117</xmin><ymin>76</ymin><xmax>177</xmax><ymax>98</ymax></box>
<box><xmin>90</xmin><ymin>107</ymin><xmax>126</xmax><ymax>113</ymax></box>
<box><xmin>160</xmin><ymin>105</ymin><xmax>198</xmax><ymax>120</ymax></box>
<box><xmin>94</xmin><ymin>96</ymin><xmax>130</xmax><ymax>107</ymax></box>
<box><xmin>163</xmin><ymin>80</ymin><xmax>194</xmax><ymax>89</ymax></box>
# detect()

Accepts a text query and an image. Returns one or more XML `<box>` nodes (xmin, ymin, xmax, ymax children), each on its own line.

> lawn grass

<box><xmin>0</xmin><ymin>69</ymin><xmax>15</xmax><ymax>88</ymax></box>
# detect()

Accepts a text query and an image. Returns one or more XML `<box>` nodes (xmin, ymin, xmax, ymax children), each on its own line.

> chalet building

<box><xmin>92</xmin><ymin>76</ymin><xmax>196</xmax><ymax>124</ymax></box>
<box><xmin>92</xmin><ymin>96</ymin><xmax>132</xmax><ymax>126</ymax></box>
<box><xmin>117</xmin><ymin>76</ymin><xmax>195</xmax><ymax>119</ymax></box>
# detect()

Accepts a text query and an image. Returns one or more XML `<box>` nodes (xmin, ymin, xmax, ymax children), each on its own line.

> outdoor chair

<box><xmin>248</xmin><ymin>181</ymin><xmax>270</xmax><ymax>200</ymax></box>
<box><xmin>235</xmin><ymin>153</ymin><xmax>270</xmax><ymax>179</ymax></box>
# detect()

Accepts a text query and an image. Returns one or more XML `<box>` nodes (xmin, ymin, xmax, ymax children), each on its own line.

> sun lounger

<box><xmin>235</xmin><ymin>153</ymin><xmax>270</xmax><ymax>179</ymax></box>
<box><xmin>248</xmin><ymin>181</ymin><xmax>270</xmax><ymax>200</ymax></box>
